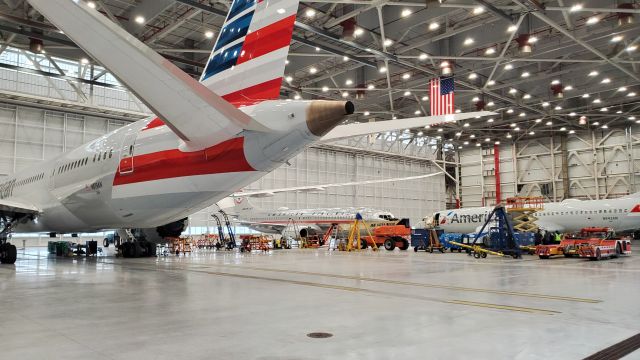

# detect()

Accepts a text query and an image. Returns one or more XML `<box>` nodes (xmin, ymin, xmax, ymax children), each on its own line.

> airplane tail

<box><xmin>200</xmin><ymin>0</ymin><xmax>299</xmax><ymax>107</ymax></box>
<box><xmin>230</xmin><ymin>196</ymin><xmax>259</xmax><ymax>216</ymax></box>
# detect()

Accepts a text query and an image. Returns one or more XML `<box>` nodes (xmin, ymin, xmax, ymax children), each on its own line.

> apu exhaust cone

<box><xmin>306</xmin><ymin>100</ymin><xmax>355</xmax><ymax>137</ymax></box>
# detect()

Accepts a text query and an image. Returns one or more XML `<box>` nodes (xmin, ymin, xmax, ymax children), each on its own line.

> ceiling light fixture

<box><xmin>473</xmin><ymin>6</ymin><xmax>485</xmax><ymax>14</ymax></box>
<box><xmin>464</xmin><ymin>38</ymin><xmax>474</xmax><ymax>45</ymax></box>
<box><xmin>401</xmin><ymin>8</ymin><xmax>412</xmax><ymax>17</ymax></box>
<box><xmin>569</xmin><ymin>4</ymin><xmax>583</xmax><ymax>12</ymax></box>
<box><xmin>305</xmin><ymin>8</ymin><xmax>316</xmax><ymax>17</ymax></box>
<box><xmin>586</xmin><ymin>16</ymin><xmax>599</xmax><ymax>25</ymax></box>
<box><xmin>429</xmin><ymin>22</ymin><xmax>440</xmax><ymax>31</ymax></box>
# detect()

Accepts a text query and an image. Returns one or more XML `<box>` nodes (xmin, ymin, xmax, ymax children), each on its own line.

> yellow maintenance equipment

<box><xmin>448</xmin><ymin>240</ymin><xmax>505</xmax><ymax>259</ymax></box>
<box><xmin>505</xmin><ymin>196</ymin><xmax>544</xmax><ymax>232</ymax></box>
<box><xmin>341</xmin><ymin>213</ymin><xmax>379</xmax><ymax>251</ymax></box>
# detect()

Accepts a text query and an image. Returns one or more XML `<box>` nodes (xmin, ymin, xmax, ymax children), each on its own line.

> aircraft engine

<box><xmin>300</xmin><ymin>225</ymin><xmax>322</xmax><ymax>238</ymax></box>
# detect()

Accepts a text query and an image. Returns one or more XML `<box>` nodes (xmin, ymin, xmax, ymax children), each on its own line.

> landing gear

<box><xmin>0</xmin><ymin>242</ymin><xmax>17</xmax><ymax>264</ymax></box>
<box><xmin>1</xmin><ymin>215</ymin><xmax>20</xmax><ymax>265</ymax></box>
<box><xmin>120</xmin><ymin>240</ymin><xmax>157</xmax><ymax>258</ymax></box>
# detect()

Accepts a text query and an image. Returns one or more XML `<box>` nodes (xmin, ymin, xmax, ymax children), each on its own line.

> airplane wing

<box><xmin>233</xmin><ymin>172</ymin><xmax>443</xmax><ymax>198</ymax></box>
<box><xmin>320</xmin><ymin>111</ymin><xmax>495</xmax><ymax>142</ymax></box>
<box><xmin>0</xmin><ymin>199</ymin><xmax>40</xmax><ymax>216</ymax></box>
<box><xmin>27</xmin><ymin>0</ymin><xmax>269</xmax><ymax>150</ymax></box>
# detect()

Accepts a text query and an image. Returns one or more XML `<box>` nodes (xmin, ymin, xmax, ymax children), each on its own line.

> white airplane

<box><xmin>432</xmin><ymin>194</ymin><xmax>640</xmax><ymax>236</ymax></box>
<box><xmin>0</xmin><ymin>0</ymin><xmax>492</xmax><ymax>264</ymax></box>
<box><xmin>230</xmin><ymin>197</ymin><xmax>396</xmax><ymax>238</ymax></box>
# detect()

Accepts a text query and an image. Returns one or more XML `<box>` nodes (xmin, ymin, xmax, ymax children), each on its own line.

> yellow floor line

<box><xmin>214</xmin><ymin>264</ymin><xmax>601</xmax><ymax>303</ymax></box>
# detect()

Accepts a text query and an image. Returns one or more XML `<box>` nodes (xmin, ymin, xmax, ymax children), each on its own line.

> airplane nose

<box><xmin>306</xmin><ymin>100</ymin><xmax>354</xmax><ymax>137</ymax></box>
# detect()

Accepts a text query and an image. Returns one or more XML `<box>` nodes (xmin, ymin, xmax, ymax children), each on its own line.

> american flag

<box><xmin>429</xmin><ymin>76</ymin><xmax>455</xmax><ymax>116</ymax></box>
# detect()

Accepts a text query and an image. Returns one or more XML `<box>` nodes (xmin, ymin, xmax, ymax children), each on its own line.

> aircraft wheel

<box><xmin>0</xmin><ymin>243</ymin><xmax>17</xmax><ymax>264</ymax></box>
<box><xmin>383</xmin><ymin>239</ymin><xmax>395</xmax><ymax>251</ymax></box>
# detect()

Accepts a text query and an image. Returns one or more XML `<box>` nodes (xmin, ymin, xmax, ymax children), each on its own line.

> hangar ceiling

<box><xmin>1</xmin><ymin>0</ymin><xmax>639</xmax><ymax>148</ymax></box>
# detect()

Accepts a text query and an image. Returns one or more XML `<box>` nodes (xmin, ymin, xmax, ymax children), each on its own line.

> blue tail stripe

<box><xmin>202</xmin><ymin>42</ymin><xmax>244</xmax><ymax>81</ymax></box>
<box><xmin>227</xmin><ymin>0</ymin><xmax>256</xmax><ymax>21</ymax></box>
<box><xmin>214</xmin><ymin>11</ymin><xmax>254</xmax><ymax>53</ymax></box>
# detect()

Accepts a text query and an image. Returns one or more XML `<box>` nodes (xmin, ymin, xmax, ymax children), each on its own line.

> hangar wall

<box><xmin>458</xmin><ymin>127</ymin><xmax>640</xmax><ymax>207</ymax></box>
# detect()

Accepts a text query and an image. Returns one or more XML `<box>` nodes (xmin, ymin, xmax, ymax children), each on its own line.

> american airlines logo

<box><xmin>234</xmin><ymin>197</ymin><xmax>244</xmax><ymax>205</ymax></box>
<box><xmin>444</xmin><ymin>212</ymin><xmax>490</xmax><ymax>224</ymax></box>
<box><xmin>629</xmin><ymin>204</ymin><xmax>640</xmax><ymax>215</ymax></box>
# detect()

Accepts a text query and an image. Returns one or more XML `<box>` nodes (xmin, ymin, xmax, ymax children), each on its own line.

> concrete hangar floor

<box><xmin>2</xmin><ymin>246</ymin><xmax>640</xmax><ymax>360</ymax></box>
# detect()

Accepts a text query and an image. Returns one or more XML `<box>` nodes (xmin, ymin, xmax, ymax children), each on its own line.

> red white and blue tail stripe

<box><xmin>199</xmin><ymin>0</ymin><xmax>299</xmax><ymax>107</ymax></box>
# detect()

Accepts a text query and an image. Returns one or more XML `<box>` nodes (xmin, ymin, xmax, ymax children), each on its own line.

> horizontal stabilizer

<box><xmin>320</xmin><ymin>111</ymin><xmax>495</xmax><ymax>142</ymax></box>
<box><xmin>28</xmin><ymin>0</ymin><xmax>269</xmax><ymax>149</ymax></box>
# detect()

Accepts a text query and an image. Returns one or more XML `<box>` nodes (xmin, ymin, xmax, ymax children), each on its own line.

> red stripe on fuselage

<box><xmin>222</xmin><ymin>78</ymin><xmax>283</xmax><ymax>107</ymax></box>
<box><xmin>113</xmin><ymin>137</ymin><xmax>254</xmax><ymax>186</ymax></box>
<box><xmin>236</xmin><ymin>15</ymin><xmax>295</xmax><ymax>66</ymax></box>
<box><xmin>142</xmin><ymin>118</ymin><xmax>165</xmax><ymax>131</ymax></box>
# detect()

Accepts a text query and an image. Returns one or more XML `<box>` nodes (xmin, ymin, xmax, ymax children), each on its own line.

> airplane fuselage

<box><xmin>433</xmin><ymin>196</ymin><xmax>640</xmax><ymax>234</ymax></box>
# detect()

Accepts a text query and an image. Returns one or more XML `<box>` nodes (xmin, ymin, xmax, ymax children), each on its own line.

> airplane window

<box><xmin>109</xmin><ymin>149</ymin><xmax>113</xmax><ymax>158</ymax></box>
<box><xmin>93</xmin><ymin>154</ymin><xmax>96</xmax><ymax>162</ymax></box>
<box><xmin>103</xmin><ymin>152</ymin><xmax>107</xmax><ymax>160</ymax></box>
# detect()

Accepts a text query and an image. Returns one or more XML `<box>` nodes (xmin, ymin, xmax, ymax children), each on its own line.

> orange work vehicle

<box><xmin>362</xmin><ymin>219</ymin><xmax>411</xmax><ymax>251</ymax></box>
<box><xmin>536</xmin><ymin>227</ymin><xmax>612</xmax><ymax>259</ymax></box>
<box><xmin>577</xmin><ymin>237</ymin><xmax>632</xmax><ymax>260</ymax></box>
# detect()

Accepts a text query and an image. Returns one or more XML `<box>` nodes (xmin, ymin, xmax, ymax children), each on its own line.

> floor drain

<box><xmin>307</xmin><ymin>332</ymin><xmax>333</xmax><ymax>339</ymax></box>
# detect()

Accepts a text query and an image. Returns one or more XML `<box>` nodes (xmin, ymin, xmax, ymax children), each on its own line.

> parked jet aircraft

<box><xmin>432</xmin><ymin>194</ymin><xmax>640</xmax><ymax>236</ymax></box>
<box><xmin>230</xmin><ymin>196</ymin><xmax>396</xmax><ymax>238</ymax></box>
<box><xmin>0</xmin><ymin>0</ymin><xmax>491</xmax><ymax>264</ymax></box>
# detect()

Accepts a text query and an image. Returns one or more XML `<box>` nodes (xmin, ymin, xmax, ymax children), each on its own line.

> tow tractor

<box><xmin>577</xmin><ymin>234</ymin><xmax>632</xmax><ymax>261</ymax></box>
<box><xmin>535</xmin><ymin>227</ymin><xmax>610</xmax><ymax>259</ymax></box>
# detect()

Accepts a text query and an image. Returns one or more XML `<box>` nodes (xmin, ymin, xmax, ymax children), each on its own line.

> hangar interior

<box><xmin>1</xmin><ymin>0</ymin><xmax>640</xmax><ymax>359</ymax></box>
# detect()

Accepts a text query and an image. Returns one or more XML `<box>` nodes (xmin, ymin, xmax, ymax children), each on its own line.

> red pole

<box><xmin>494</xmin><ymin>144</ymin><xmax>501</xmax><ymax>204</ymax></box>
